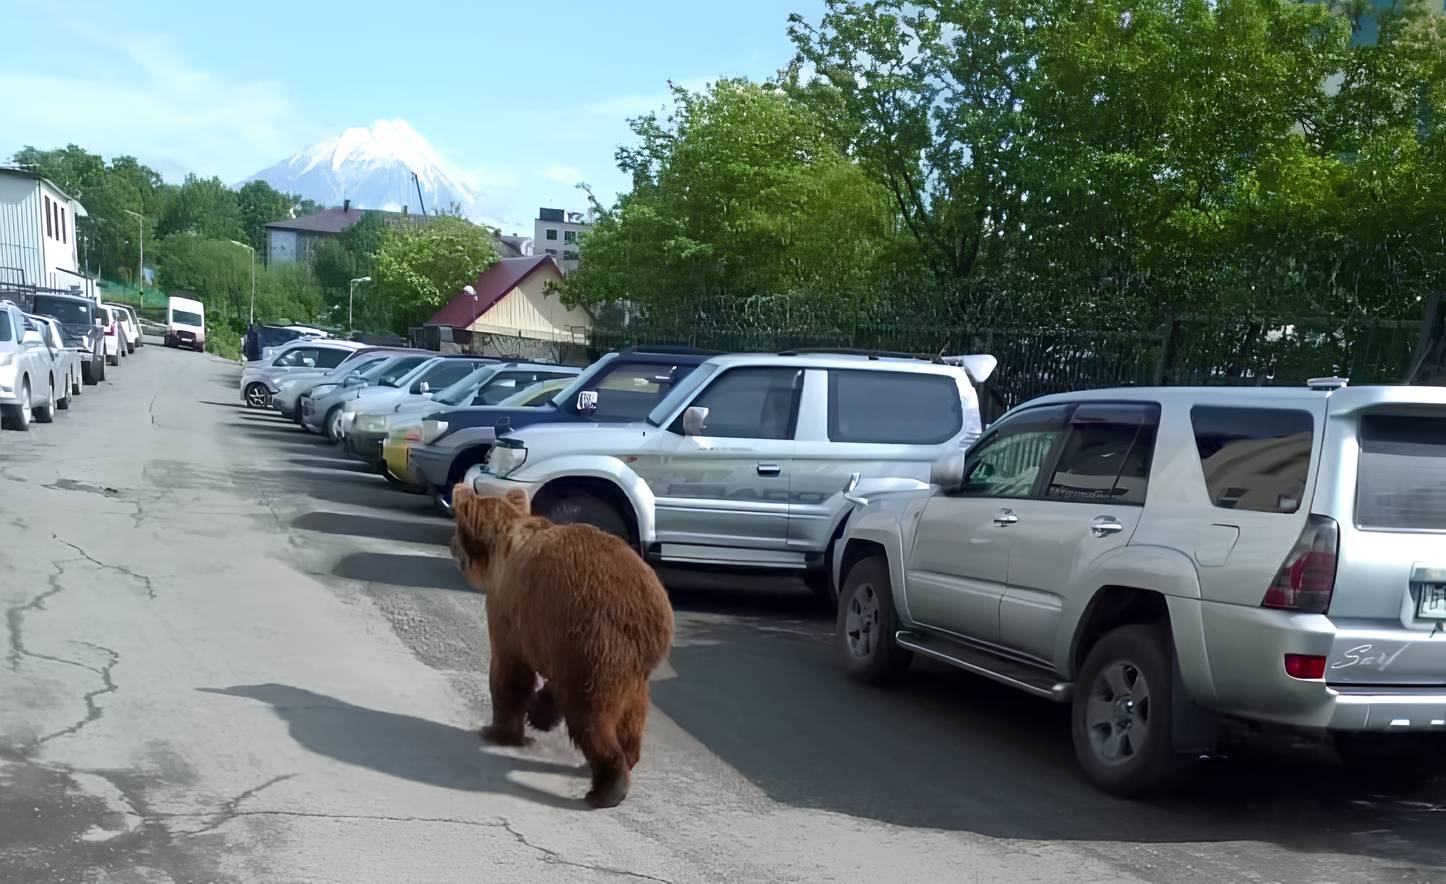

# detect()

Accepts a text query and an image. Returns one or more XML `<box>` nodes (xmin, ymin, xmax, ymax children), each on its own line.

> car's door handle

<box><xmin>1091</xmin><ymin>517</ymin><xmax>1125</xmax><ymax>537</ymax></box>
<box><xmin>757</xmin><ymin>463</ymin><xmax>782</xmax><ymax>477</ymax></box>
<box><xmin>993</xmin><ymin>508</ymin><xmax>1018</xmax><ymax>526</ymax></box>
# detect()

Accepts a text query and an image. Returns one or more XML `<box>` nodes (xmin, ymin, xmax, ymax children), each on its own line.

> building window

<box><xmin>545</xmin><ymin>228</ymin><xmax>558</xmax><ymax>241</ymax></box>
<box><xmin>563</xmin><ymin>230</ymin><xmax>577</xmax><ymax>243</ymax></box>
<box><xmin>60</xmin><ymin>207</ymin><xmax>66</xmax><ymax>244</ymax></box>
<box><xmin>44</xmin><ymin>196</ymin><xmax>53</xmax><ymax>238</ymax></box>
<box><xmin>563</xmin><ymin>250</ymin><xmax>580</xmax><ymax>261</ymax></box>
<box><xmin>544</xmin><ymin>248</ymin><xmax>558</xmax><ymax>256</ymax></box>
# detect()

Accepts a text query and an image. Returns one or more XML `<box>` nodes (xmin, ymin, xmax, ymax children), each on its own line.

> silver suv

<box><xmin>833</xmin><ymin>379</ymin><xmax>1446</xmax><ymax>796</ymax></box>
<box><xmin>469</xmin><ymin>351</ymin><xmax>988</xmax><ymax>601</ymax></box>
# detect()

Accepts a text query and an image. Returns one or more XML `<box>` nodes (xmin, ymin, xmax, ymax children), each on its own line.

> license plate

<box><xmin>1416</xmin><ymin>583</ymin><xmax>1446</xmax><ymax>620</ymax></box>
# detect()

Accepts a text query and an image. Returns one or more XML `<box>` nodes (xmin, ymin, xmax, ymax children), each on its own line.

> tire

<box><xmin>537</xmin><ymin>492</ymin><xmax>631</xmax><ymax>542</ymax></box>
<box><xmin>57</xmin><ymin>376</ymin><xmax>71</xmax><ymax>410</ymax></box>
<box><xmin>33</xmin><ymin>379</ymin><xmax>55</xmax><ymax>423</ymax></box>
<box><xmin>107</xmin><ymin>353</ymin><xmax>118</xmax><ymax>367</ymax></box>
<box><xmin>244</xmin><ymin>383</ymin><xmax>271</xmax><ymax>409</ymax></box>
<box><xmin>324</xmin><ymin>406</ymin><xmax>346</xmax><ymax>443</ymax></box>
<box><xmin>3</xmin><ymin>381</ymin><xmax>32</xmax><ymax>431</ymax></box>
<box><xmin>1072</xmin><ymin>624</ymin><xmax>1192</xmax><ymax>798</ymax></box>
<box><xmin>71</xmin><ymin>371</ymin><xmax>82</xmax><ymax>395</ymax></box>
<box><xmin>1334</xmin><ymin>734</ymin><xmax>1446</xmax><ymax>787</ymax></box>
<box><xmin>97</xmin><ymin>355</ymin><xmax>106</xmax><ymax>381</ymax></box>
<box><xmin>836</xmin><ymin>556</ymin><xmax>913</xmax><ymax>685</ymax></box>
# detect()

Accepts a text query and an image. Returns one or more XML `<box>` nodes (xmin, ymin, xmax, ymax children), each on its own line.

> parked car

<box><xmin>116</xmin><ymin>305</ymin><xmax>143</xmax><ymax>352</ymax></box>
<box><xmin>338</xmin><ymin>356</ymin><xmax>494</xmax><ymax>463</ymax></box>
<box><xmin>830</xmin><ymin>379</ymin><xmax>1446</xmax><ymax>797</ymax></box>
<box><xmin>346</xmin><ymin>361</ymin><xmax>580</xmax><ymax>475</ymax></box>
<box><xmin>165</xmin><ymin>296</ymin><xmax>206</xmax><ymax>351</ymax></box>
<box><xmin>96</xmin><ymin>305</ymin><xmax>126</xmax><ymax>367</ymax></box>
<box><xmin>239</xmin><ymin>339</ymin><xmax>366</xmax><ymax>408</ymax></box>
<box><xmin>244</xmin><ymin>323</ymin><xmax>325</xmax><ymax>362</ymax></box>
<box><xmin>410</xmin><ymin>349</ymin><xmax>715</xmax><ymax>516</ymax></box>
<box><xmin>381</xmin><ymin>374</ymin><xmax>577</xmax><ymax>491</ymax></box>
<box><xmin>0</xmin><ymin>301</ymin><xmax>59</xmax><ymax>429</ymax></box>
<box><xmin>466</xmin><ymin>351</ymin><xmax>988</xmax><ymax>602</ymax></box>
<box><xmin>26</xmin><ymin>291</ymin><xmax>105</xmax><ymax>386</ymax></box>
<box><xmin>101</xmin><ymin>301</ymin><xmax>139</xmax><ymax>355</ymax></box>
<box><xmin>270</xmin><ymin>349</ymin><xmax>410</xmax><ymax>424</ymax></box>
<box><xmin>26</xmin><ymin>314</ymin><xmax>78</xmax><ymax>411</ymax></box>
<box><xmin>299</xmin><ymin>352</ymin><xmax>437</xmax><ymax>440</ymax></box>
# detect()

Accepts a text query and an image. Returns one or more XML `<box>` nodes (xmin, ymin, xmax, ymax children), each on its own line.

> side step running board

<box><xmin>896</xmin><ymin>630</ymin><xmax>1073</xmax><ymax>702</ymax></box>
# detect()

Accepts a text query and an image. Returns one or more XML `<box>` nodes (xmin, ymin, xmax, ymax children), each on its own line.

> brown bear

<box><xmin>450</xmin><ymin>484</ymin><xmax>674</xmax><ymax>808</ymax></box>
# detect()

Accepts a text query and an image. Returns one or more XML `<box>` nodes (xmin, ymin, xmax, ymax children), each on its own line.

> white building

<box><xmin>0</xmin><ymin>166</ymin><xmax>90</xmax><ymax>293</ymax></box>
<box><xmin>533</xmin><ymin>207</ymin><xmax>592</xmax><ymax>274</ymax></box>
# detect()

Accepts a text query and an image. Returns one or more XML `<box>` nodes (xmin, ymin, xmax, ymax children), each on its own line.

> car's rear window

<box><xmin>1190</xmin><ymin>406</ymin><xmax>1314</xmax><ymax>513</ymax></box>
<box><xmin>1357</xmin><ymin>414</ymin><xmax>1446</xmax><ymax>531</ymax></box>
<box><xmin>828</xmin><ymin>369</ymin><xmax>963</xmax><ymax>444</ymax></box>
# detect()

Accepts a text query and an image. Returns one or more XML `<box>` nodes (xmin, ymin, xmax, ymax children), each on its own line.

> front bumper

<box><xmin>1201</xmin><ymin>601</ymin><xmax>1446</xmax><ymax>733</ymax></box>
<box><xmin>408</xmin><ymin>443</ymin><xmax>454</xmax><ymax>490</ymax></box>
<box><xmin>300</xmin><ymin>396</ymin><xmax>327</xmax><ymax>431</ymax></box>
<box><xmin>469</xmin><ymin>470</ymin><xmax>541</xmax><ymax>503</ymax></box>
<box><xmin>383</xmin><ymin>439</ymin><xmax>419</xmax><ymax>485</ymax></box>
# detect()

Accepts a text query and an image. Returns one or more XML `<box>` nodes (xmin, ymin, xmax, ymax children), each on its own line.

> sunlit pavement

<box><xmin>1</xmin><ymin>343</ymin><xmax>1442</xmax><ymax>883</ymax></box>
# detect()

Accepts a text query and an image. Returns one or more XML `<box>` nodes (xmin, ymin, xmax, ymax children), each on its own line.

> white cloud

<box><xmin>463</xmin><ymin>163</ymin><xmax>523</xmax><ymax>190</ymax></box>
<box><xmin>540</xmin><ymin>164</ymin><xmax>582</xmax><ymax>184</ymax></box>
<box><xmin>583</xmin><ymin>77</ymin><xmax>714</xmax><ymax>117</ymax></box>
<box><xmin>0</xmin><ymin>31</ymin><xmax>309</xmax><ymax>182</ymax></box>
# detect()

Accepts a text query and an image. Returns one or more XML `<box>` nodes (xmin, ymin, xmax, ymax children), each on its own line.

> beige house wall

<box><xmin>467</xmin><ymin>269</ymin><xmax>591</xmax><ymax>343</ymax></box>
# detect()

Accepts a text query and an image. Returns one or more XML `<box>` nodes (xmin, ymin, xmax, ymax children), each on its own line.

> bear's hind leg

<box><xmin>481</xmin><ymin>650</ymin><xmax>535</xmax><ymax>746</ymax></box>
<box><xmin>617</xmin><ymin>682</ymin><xmax>649</xmax><ymax>771</ymax></box>
<box><xmin>526</xmin><ymin>681</ymin><xmax>561</xmax><ymax>732</ymax></box>
<box><xmin>566</xmin><ymin>701</ymin><xmax>630</xmax><ymax>808</ymax></box>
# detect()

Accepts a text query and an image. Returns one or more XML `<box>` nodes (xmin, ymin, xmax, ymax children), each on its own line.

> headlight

<box><xmin>488</xmin><ymin>441</ymin><xmax>527</xmax><ymax>478</ymax></box>
<box><xmin>355</xmin><ymin>413</ymin><xmax>387</xmax><ymax>434</ymax></box>
<box><xmin>390</xmin><ymin>416</ymin><xmax>423</xmax><ymax>442</ymax></box>
<box><xmin>419</xmin><ymin>419</ymin><xmax>449</xmax><ymax>444</ymax></box>
<box><xmin>310</xmin><ymin>384</ymin><xmax>338</xmax><ymax>397</ymax></box>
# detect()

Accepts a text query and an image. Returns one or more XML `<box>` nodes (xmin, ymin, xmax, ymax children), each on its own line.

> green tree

<box><xmin>560</xmin><ymin>78</ymin><xmax>902</xmax><ymax>329</ymax></box>
<box><xmin>235</xmin><ymin>180</ymin><xmax>302</xmax><ymax>252</ymax></box>
<box><xmin>157</xmin><ymin>174</ymin><xmax>244</xmax><ymax>242</ymax></box>
<box><xmin>372</xmin><ymin>216</ymin><xmax>499</xmax><ymax>333</ymax></box>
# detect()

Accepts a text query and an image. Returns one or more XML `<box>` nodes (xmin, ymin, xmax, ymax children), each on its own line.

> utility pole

<box><xmin>349</xmin><ymin>276</ymin><xmax>372</xmax><ymax>331</ymax></box>
<box><xmin>411</xmin><ymin>171</ymin><xmax>427</xmax><ymax>217</ymax></box>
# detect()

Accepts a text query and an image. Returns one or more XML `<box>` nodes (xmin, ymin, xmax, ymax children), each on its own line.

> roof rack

<box><xmin>621</xmin><ymin>344</ymin><xmax>725</xmax><ymax>356</ymax></box>
<box><xmin>777</xmin><ymin>347</ymin><xmax>944</xmax><ymax>363</ymax></box>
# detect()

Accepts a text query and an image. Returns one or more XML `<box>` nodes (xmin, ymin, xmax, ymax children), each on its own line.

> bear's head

<box><xmin>450</xmin><ymin>484</ymin><xmax>532</xmax><ymax>590</ymax></box>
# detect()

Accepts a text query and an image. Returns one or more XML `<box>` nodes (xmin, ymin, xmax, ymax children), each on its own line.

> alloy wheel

<box><xmin>1085</xmin><ymin>660</ymin><xmax>1152</xmax><ymax>765</ymax></box>
<box><xmin>844</xmin><ymin>583</ymin><xmax>881</xmax><ymax>659</ymax></box>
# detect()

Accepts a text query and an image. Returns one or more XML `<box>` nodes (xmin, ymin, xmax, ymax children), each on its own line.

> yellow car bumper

<box><xmin>383</xmin><ymin>438</ymin><xmax>419</xmax><ymax>486</ymax></box>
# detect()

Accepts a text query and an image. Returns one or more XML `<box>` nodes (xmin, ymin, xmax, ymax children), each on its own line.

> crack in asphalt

<box><xmin>6</xmin><ymin>558</ymin><xmax>81</xmax><ymax>672</ymax></box>
<box><xmin>53</xmin><ymin>534</ymin><xmax>159</xmax><ymax>601</ymax></box>
<box><xmin>31</xmin><ymin>643</ymin><xmax>120</xmax><ymax>749</ymax></box>
<box><xmin>170</xmin><ymin>773</ymin><xmax>298</xmax><ymax>837</ymax></box>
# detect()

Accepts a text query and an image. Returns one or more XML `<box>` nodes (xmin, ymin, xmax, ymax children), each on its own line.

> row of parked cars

<box><xmin>0</xmin><ymin>292</ymin><xmax>148</xmax><ymax>430</ymax></box>
<box><xmin>242</xmin><ymin>335</ymin><xmax>1446</xmax><ymax>797</ymax></box>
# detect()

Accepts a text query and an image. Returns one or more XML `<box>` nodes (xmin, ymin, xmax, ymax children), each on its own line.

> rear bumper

<box><xmin>1200</xmin><ymin>601</ymin><xmax>1446</xmax><ymax>732</ymax></box>
<box><xmin>345</xmin><ymin>430</ymin><xmax>385</xmax><ymax>464</ymax></box>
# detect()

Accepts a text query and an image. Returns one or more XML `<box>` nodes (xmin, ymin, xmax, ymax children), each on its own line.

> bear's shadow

<box><xmin>201</xmin><ymin>684</ymin><xmax>583</xmax><ymax>810</ymax></box>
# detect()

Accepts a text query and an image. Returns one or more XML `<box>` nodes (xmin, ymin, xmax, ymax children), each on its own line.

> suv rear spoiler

<box><xmin>940</xmin><ymin>354</ymin><xmax>998</xmax><ymax>384</ymax></box>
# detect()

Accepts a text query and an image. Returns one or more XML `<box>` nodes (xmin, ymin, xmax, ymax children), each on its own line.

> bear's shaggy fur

<box><xmin>450</xmin><ymin>485</ymin><xmax>674</xmax><ymax>808</ymax></box>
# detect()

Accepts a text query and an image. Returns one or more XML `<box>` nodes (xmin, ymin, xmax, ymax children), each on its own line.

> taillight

<box><xmin>1284</xmin><ymin>654</ymin><xmax>1327</xmax><ymax>679</ymax></box>
<box><xmin>105</xmin><ymin>323</ymin><xmax>115</xmax><ymax>336</ymax></box>
<box><xmin>1262</xmin><ymin>515</ymin><xmax>1339</xmax><ymax>613</ymax></box>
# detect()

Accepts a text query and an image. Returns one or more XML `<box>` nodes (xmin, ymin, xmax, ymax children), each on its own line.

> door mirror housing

<box><xmin>682</xmin><ymin>406</ymin><xmax>709</xmax><ymax>437</ymax></box>
<box><xmin>932</xmin><ymin>450</ymin><xmax>967</xmax><ymax>494</ymax></box>
<box><xmin>416</xmin><ymin>381</ymin><xmax>431</xmax><ymax>396</ymax></box>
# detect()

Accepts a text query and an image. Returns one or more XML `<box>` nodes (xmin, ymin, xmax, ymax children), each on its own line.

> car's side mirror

<box><xmin>418</xmin><ymin>381</ymin><xmax>432</xmax><ymax>397</ymax></box>
<box><xmin>683</xmin><ymin>406</ymin><xmax>709</xmax><ymax>436</ymax></box>
<box><xmin>932</xmin><ymin>450</ymin><xmax>967</xmax><ymax>494</ymax></box>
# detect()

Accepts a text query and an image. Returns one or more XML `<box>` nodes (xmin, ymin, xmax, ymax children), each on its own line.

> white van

<box><xmin>165</xmin><ymin>296</ymin><xmax>205</xmax><ymax>351</ymax></box>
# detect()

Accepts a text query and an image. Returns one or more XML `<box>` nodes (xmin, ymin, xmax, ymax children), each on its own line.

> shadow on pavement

<box><xmin>295</xmin><ymin>511</ymin><xmax>453</xmax><ymax>547</ymax></box>
<box><xmin>333</xmin><ymin>551</ymin><xmax>472</xmax><ymax>591</ymax></box>
<box><xmin>196</xmin><ymin>400</ymin><xmax>248</xmax><ymax>410</ymax></box>
<box><xmin>200</xmin><ymin>684</ymin><xmax>581</xmax><ymax>809</ymax></box>
<box><xmin>289</xmin><ymin>457</ymin><xmax>376</xmax><ymax>474</ymax></box>
<box><xmin>651</xmin><ymin>613</ymin><xmax>1446</xmax><ymax>867</ymax></box>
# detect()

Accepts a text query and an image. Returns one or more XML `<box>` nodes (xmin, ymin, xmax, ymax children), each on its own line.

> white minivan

<box><xmin>165</xmin><ymin>296</ymin><xmax>205</xmax><ymax>351</ymax></box>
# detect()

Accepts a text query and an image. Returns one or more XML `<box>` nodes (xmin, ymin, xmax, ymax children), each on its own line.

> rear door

<box><xmin>998</xmin><ymin>402</ymin><xmax>1159</xmax><ymax>666</ymax></box>
<box><xmin>1321</xmin><ymin>400</ymin><xmax>1446</xmax><ymax>686</ymax></box>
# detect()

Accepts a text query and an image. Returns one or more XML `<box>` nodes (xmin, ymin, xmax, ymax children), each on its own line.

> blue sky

<box><xmin>1</xmin><ymin>0</ymin><xmax>825</xmax><ymax>232</ymax></box>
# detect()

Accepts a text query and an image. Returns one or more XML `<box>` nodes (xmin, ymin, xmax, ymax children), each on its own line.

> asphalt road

<box><xmin>2</xmin><ymin>344</ymin><xmax>1443</xmax><ymax>883</ymax></box>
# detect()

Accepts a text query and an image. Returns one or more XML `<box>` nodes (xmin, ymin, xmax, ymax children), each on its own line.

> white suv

<box><xmin>0</xmin><ymin>301</ymin><xmax>58</xmax><ymax>430</ymax></box>
<box><xmin>468</xmin><ymin>351</ymin><xmax>990</xmax><ymax>601</ymax></box>
<box><xmin>833</xmin><ymin>379</ymin><xmax>1446</xmax><ymax>795</ymax></box>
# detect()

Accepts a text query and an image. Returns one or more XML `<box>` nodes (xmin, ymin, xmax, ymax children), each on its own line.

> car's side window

<box><xmin>671</xmin><ymin>367</ymin><xmax>801</xmax><ymax>440</ymax></box>
<box><xmin>1190</xmin><ymin>406</ymin><xmax>1314</xmax><ymax>513</ymax></box>
<box><xmin>275</xmin><ymin>347</ymin><xmax>316</xmax><ymax>367</ymax></box>
<box><xmin>1046</xmin><ymin>403</ymin><xmax>1160</xmax><ymax>505</ymax></box>
<box><xmin>314</xmin><ymin>348</ymin><xmax>349</xmax><ymax>369</ymax></box>
<box><xmin>958</xmin><ymin>405</ymin><xmax>1070</xmax><ymax>499</ymax></box>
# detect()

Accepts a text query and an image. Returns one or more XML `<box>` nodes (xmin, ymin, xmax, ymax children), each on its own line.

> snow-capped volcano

<box><xmin>241</xmin><ymin>119</ymin><xmax>492</xmax><ymax>223</ymax></box>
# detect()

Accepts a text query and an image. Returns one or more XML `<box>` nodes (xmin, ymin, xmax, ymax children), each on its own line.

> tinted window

<box><xmin>32</xmin><ymin>296</ymin><xmax>92</xmax><ymax>325</ymax></box>
<box><xmin>1047</xmin><ymin>404</ymin><xmax>1160</xmax><ymax>505</ymax></box>
<box><xmin>1357</xmin><ymin>414</ymin><xmax>1446</xmax><ymax>530</ymax></box>
<box><xmin>1191</xmin><ymin>406</ymin><xmax>1314</xmax><ymax>513</ymax></box>
<box><xmin>377</xmin><ymin>356</ymin><xmax>430</xmax><ymax>386</ymax></box>
<box><xmin>672</xmin><ymin>367</ymin><xmax>801</xmax><ymax>440</ymax></box>
<box><xmin>828</xmin><ymin>370</ymin><xmax>962</xmax><ymax>444</ymax></box>
<box><xmin>418</xmin><ymin>360</ymin><xmax>479</xmax><ymax>391</ymax></box>
<box><xmin>314</xmin><ymin>348</ymin><xmax>350</xmax><ymax>369</ymax></box>
<box><xmin>172</xmin><ymin>310</ymin><xmax>203</xmax><ymax>326</ymax></box>
<box><xmin>578</xmin><ymin>361</ymin><xmax>695</xmax><ymax>422</ymax></box>
<box><xmin>960</xmin><ymin>405</ymin><xmax>1069</xmax><ymax>499</ymax></box>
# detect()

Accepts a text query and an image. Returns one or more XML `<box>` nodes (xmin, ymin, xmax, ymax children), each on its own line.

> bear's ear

<box><xmin>452</xmin><ymin>482</ymin><xmax>475</xmax><ymax>516</ymax></box>
<box><xmin>503</xmin><ymin>487</ymin><xmax>529</xmax><ymax>514</ymax></box>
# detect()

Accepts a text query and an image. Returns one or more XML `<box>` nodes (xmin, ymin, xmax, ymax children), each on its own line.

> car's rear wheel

<box><xmin>33</xmin><ymin>379</ymin><xmax>56</xmax><ymax>423</ymax></box>
<box><xmin>1072</xmin><ymin>624</ymin><xmax>1192</xmax><ymax>798</ymax></box>
<box><xmin>57</xmin><ymin>376</ymin><xmax>71</xmax><ymax>410</ymax></box>
<box><xmin>244</xmin><ymin>383</ymin><xmax>270</xmax><ymax>409</ymax></box>
<box><xmin>836</xmin><ymin>556</ymin><xmax>912</xmax><ymax>685</ymax></box>
<box><xmin>536</xmin><ymin>492</ymin><xmax>630</xmax><ymax>542</ymax></box>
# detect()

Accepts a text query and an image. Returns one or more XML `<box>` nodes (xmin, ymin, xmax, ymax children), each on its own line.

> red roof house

<box><xmin>426</xmin><ymin>255</ymin><xmax>590</xmax><ymax>343</ymax></box>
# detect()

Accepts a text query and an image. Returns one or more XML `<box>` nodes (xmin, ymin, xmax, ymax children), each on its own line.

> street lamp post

<box><xmin>122</xmin><ymin>209</ymin><xmax>144</xmax><ymax>289</ymax></box>
<box><xmin>348</xmin><ymin>276</ymin><xmax>372</xmax><ymax>330</ymax></box>
<box><xmin>227</xmin><ymin>240</ymin><xmax>256</xmax><ymax>325</ymax></box>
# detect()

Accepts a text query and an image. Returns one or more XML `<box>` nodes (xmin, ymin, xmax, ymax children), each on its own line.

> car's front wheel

<box><xmin>325</xmin><ymin>406</ymin><xmax>346</xmax><ymax>443</ymax></box>
<box><xmin>836</xmin><ymin>556</ymin><xmax>912</xmax><ymax>685</ymax></box>
<box><xmin>244</xmin><ymin>383</ymin><xmax>270</xmax><ymax>409</ymax></box>
<box><xmin>536</xmin><ymin>491</ymin><xmax>631</xmax><ymax>543</ymax></box>
<box><xmin>1072</xmin><ymin>624</ymin><xmax>1192</xmax><ymax>798</ymax></box>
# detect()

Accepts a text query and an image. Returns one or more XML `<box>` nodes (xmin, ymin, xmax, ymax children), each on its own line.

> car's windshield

<box><xmin>433</xmin><ymin>364</ymin><xmax>499</xmax><ymax>406</ymax></box>
<box><xmin>497</xmin><ymin>377</ymin><xmax>574</xmax><ymax>407</ymax></box>
<box><xmin>32</xmin><ymin>296</ymin><xmax>92</xmax><ymax>325</ymax></box>
<box><xmin>378</xmin><ymin>356</ymin><xmax>436</xmax><ymax>388</ymax></box>
<box><xmin>172</xmin><ymin>310</ymin><xmax>203</xmax><ymax>326</ymax></box>
<box><xmin>326</xmin><ymin>355</ymin><xmax>385</xmax><ymax>379</ymax></box>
